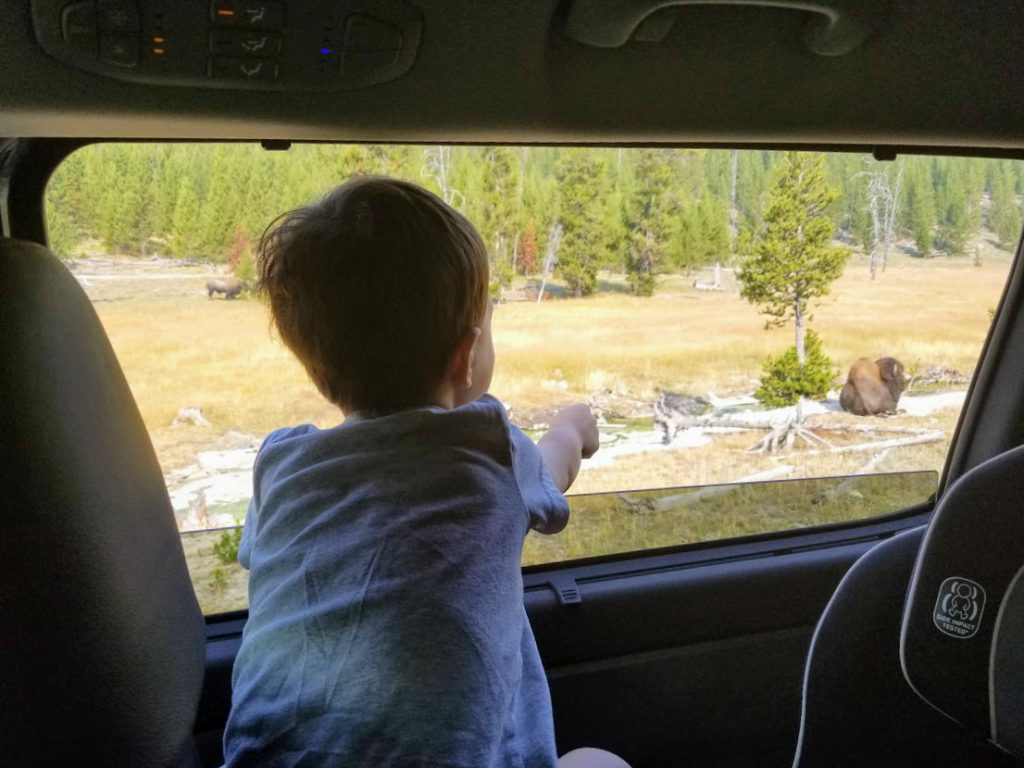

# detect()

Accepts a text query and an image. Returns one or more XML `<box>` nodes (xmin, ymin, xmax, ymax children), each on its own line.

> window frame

<box><xmin>13</xmin><ymin>137</ymin><xmax>1024</xmax><ymax>619</ymax></box>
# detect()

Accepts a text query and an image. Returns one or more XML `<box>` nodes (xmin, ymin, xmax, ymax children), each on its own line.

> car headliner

<box><xmin>1</xmin><ymin>1</ymin><xmax>1023</xmax><ymax>149</ymax></box>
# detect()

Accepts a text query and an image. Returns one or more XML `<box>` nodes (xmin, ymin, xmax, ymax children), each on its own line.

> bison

<box><xmin>840</xmin><ymin>357</ymin><xmax>907</xmax><ymax>416</ymax></box>
<box><xmin>206</xmin><ymin>276</ymin><xmax>246</xmax><ymax>299</ymax></box>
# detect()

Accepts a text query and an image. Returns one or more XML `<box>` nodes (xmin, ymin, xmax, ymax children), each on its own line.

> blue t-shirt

<box><xmin>223</xmin><ymin>394</ymin><xmax>570</xmax><ymax>767</ymax></box>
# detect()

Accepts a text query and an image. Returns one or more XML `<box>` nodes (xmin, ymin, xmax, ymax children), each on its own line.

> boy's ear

<box><xmin>449</xmin><ymin>327</ymin><xmax>482</xmax><ymax>388</ymax></box>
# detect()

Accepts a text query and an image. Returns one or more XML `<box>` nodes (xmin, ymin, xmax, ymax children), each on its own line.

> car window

<box><xmin>46</xmin><ymin>144</ymin><xmax>1022</xmax><ymax>614</ymax></box>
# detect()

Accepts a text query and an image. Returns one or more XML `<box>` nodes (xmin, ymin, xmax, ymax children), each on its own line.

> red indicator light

<box><xmin>217</xmin><ymin>9</ymin><xmax>235</xmax><ymax>16</ymax></box>
<box><xmin>153</xmin><ymin>48</ymin><xmax>165</xmax><ymax>54</ymax></box>
<box><xmin>153</xmin><ymin>36</ymin><xmax>165</xmax><ymax>43</ymax></box>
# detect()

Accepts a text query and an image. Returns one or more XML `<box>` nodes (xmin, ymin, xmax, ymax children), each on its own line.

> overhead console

<box><xmin>30</xmin><ymin>0</ymin><xmax>423</xmax><ymax>90</ymax></box>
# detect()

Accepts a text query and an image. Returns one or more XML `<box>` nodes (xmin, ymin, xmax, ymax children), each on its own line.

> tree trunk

<box><xmin>881</xmin><ymin>160</ymin><xmax>903</xmax><ymax>274</ymax></box>
<box><xmin>729</xmin><ymin>149</ymin><xmax>739</xmax><ymax>253</ymax></box>
<box><xmin>794</xmin><ymin>295</ymin><xmax>806</xmax><ymax>366</ymax></box>
<box><xmin>537</xmin><ymin>221</ymin><xmax>562</xmax><ymax>305</ymax></box>
<box><xmin>518</xmin><ymin>147</ymin><xmax>527</xmax><ymax>199</ymax></box>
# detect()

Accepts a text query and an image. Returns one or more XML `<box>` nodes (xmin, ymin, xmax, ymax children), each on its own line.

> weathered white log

<box><xmin>814</xmin><ymin>448</ymin><xmax>893</xmax><ymax>503</ymax></box>
<box><xmin>782</xmin><ymin>430</ymin><xmax>945</xmax><ymax>458</ymax></box>
<box><xmin>747</xmin><ymin>400</ymin><xmax>834</xmax><ymax>454</ymax></box>
<box><xmin>617</xmin><ymin>465</ymin><xmax>796</xmax><ymax>514</ymax></box>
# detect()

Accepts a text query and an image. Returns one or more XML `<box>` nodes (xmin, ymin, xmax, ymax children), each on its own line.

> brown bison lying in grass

<box><xmin>840</xmin><ymin>357</ymin><xmax>907</xmax><ymax>416</ymax></box>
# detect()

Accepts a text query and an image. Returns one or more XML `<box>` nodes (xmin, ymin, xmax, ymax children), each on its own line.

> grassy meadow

<box><xmin>87</xmin><ymin>248</ymin><xmax>1010</xmax><ymax>482</ymax></box>
<box><xmin>81</xmin><ymin>248</ymin><xmax>1014</xmax><ymax>613</ymax></box>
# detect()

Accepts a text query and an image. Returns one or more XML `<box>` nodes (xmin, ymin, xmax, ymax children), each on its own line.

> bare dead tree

<box><xmin>860</xmin><ymin>159</ymin><xmax>904</xmax><ymax>280</ymax></box>
<box><xmin>729</xmin><ymin>148</ymin><xmax>739</xmax><ymax>253</ymax></box>
<box><xmin>537</xmin><ymin>221</ymin><xmax>563</xmax><ymax>304</ymax></box>
<box><xmin>421</xmin><ymin>146</ymin><xmax>465</xmax><ymax>208</ymax></box>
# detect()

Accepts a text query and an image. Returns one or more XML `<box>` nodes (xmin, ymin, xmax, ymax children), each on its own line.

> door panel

<box><xmin>530</xmin><ymin>538</ymin><xmax>887</xmax><ymax>767</ymax></box>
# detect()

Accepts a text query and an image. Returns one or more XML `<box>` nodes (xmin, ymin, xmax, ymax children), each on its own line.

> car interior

<box><xmin>3</xmin><ymin>1</ymin><xmax>1024</xmax><ymax>766</ymax></box>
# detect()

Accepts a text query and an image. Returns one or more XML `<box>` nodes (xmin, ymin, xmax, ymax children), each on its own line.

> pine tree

<box><xmin>46</xmin><ymin>151</ymin><xmax>85</xmax><ymax>258</ymax></box>
<box><xmin>199</xmin><ymin>150</ymin><xmax>245</xmax><ymax>261</ymax></box>
<box><xmin>989</xmin><ymin>162</ymin><xmax>1022</xmax><ymax>249</ymax></box>
<box><xmin>98</xmin><ymin>146</ymin><xmax>150</xmax><ymax>254</ymax></box>
<box><xmin>480</xmin><ymin>147</ymin><xmax>520</xmax><ymax>291</ymax></box>
<box><xmin>903</xmin><ymin>161</ymin><xmax>935</xmax><ymax>256</ymax></box>
<box><xmin>624</xmin><ymin>149</ymin><xmax>676</xmax><ymax>295</ymax></box>
<box><xmin>738</xmin><ymin>152</ymin><xmax>851</xmax><ymax>367</ymax></box>
<box><xmin>696</xmin><ymin>187</ymin><xmax>729</xmax><ymax>262</ymax></box>
<box><xmin>171</xmin><ymin>177</ymin><xmax>202</xmax><ymax>257</ymax></box>
<box><xmin>554</xmin><ymin>149</ymin><xmax>609</xmax><ymax>297</ymax></box>
<box><xmin>242</xmin><ymin>152</ymin><xmax>278</xmax><ymax>240</ymax></box>
<box><xmin>935</xmin><ymin>158</ymin><xmax>982</xmax><ymax>256</ymax></box>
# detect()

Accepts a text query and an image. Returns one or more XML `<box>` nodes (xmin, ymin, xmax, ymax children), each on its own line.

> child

<box><xmin>223</xmin><ymin>177</ymin><xmax>630</xmax><ymax>768</ymax></box>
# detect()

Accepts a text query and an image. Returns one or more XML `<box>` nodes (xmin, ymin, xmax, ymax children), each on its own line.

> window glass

<box><xmin>46</xmin><ymin>144</ymin><xmax>1022</xmax><ymax>614</ymax></box>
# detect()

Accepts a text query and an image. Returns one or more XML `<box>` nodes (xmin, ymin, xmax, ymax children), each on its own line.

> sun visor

<box><xmin>901</xmin><ymin>444</ymin><xmax>1024</xmax><ymax>759</ymax></box>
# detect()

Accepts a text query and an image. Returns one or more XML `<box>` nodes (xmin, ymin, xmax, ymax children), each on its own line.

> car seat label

<box><xmin>933</xmin><ymin>577</ymin><xmax>986</xmax><ymax>639</ymax></box>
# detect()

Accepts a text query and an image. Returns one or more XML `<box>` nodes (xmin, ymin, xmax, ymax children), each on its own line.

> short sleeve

<box><xmin>509</xmin><ymin>425</ymin><xmax>570</xmax><ymax>535</ymax></box>
<box><xmin>238</xmin><ymin>426</ymin><xmax>306</xmax><ymax>570</ymax></box>
<box><xmin>237</xmin><ymin>497</ymin><xmax>256</xmax><ymax>570</ymax></box>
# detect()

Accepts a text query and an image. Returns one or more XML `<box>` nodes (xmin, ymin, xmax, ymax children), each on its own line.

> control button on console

<box><xmin>97</xmin><ymin>0</ymin><xmax>140</xmax><ymax>33</ymax></box>
<box><xmin>340</xmin><ymin>48</ymin><xmax>400</xmax><ymax>81</ymax></box>
<box><xmin>344</xmin><ymin>14</ymin><xmax>403</xmax><ymax>50</ymax></box>
<box><xmin>100</xmin><ymin>34</ymin><xmax>139</xmax><ymax>66</ymax></box>
<box><xmin>62</xmin><ymin>1</ymin><xmax>99</xmax><ymax>55</ymax></box>
<box><xmin>211</xmin><ymin>1</ymin><xmax>285</xmax><ymax>30</ymax></box>
<box><xmin>208</xmin><ymin>56</ymin><xmax>279</xmax><ymax>80</ymax></box>
<box><xmin>209</xmin><ymin>29</ymin><xmax>282</xmax><ymax>56</ymax></box>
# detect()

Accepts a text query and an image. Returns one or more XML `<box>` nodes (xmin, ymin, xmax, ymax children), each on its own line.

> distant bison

<box><xmin>206</xmin><ymin>276</ymin><xmax>246</xmax><ymax>299</ymax></box>
<box><xmin>840</xmin><ymin>357</ymin><xmax>907</xmax><ymax>416</ymax></box>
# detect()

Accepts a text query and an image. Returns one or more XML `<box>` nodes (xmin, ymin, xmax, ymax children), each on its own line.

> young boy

<box><xmin>223</xmin><ymin>177</ymin><xmax>629</xmax><ymax>768</ymax></box>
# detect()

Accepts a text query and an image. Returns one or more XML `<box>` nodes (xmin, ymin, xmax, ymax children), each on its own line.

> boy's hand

<box><xmin>538</xmin><ymin>403</ymin><xmax>600</xmax><ymax>493</ymax></box>
<box><xmin>550</xmin><ymin>403</ymin><xmax>600</xmax><ymax>459</ymax></box>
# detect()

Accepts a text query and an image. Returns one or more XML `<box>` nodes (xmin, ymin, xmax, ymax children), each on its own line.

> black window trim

<box><xmin>6</xmin><ymin>136</ymin><xmax>1022</xmax><ymax>631</ymax></box>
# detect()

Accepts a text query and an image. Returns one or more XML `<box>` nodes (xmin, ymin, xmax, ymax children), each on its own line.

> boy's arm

<box><xmin>537</xmin><ymin>403</ymin><xmax>600</xmax><ymax>493</ymax></box>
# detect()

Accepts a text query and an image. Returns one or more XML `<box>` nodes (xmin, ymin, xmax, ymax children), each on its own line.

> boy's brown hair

<box><xmin>257</xmin><ymin>176</ymin><xmax>490</xmax><ymax>412</ymax></box>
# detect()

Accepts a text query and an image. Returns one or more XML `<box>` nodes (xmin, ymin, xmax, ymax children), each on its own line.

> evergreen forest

<box><xmin>46</xmin><ymin>144</ymin><xmax>1024</xmax><ymax>296</ymax></box>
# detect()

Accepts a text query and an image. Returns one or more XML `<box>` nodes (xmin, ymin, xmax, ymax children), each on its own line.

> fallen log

<box><xmin>777</xmin><ymin>430</ymin><xmax>945</xmax><ymax>458</ymax></box>
<box><xmin>617</xmin><ymin>465</ymin><xmax>797</xmax><ymax>514</ymax></box>
<box><xmin>814</xmin><ymin>448</ymin><xmax>893</xmax><ymax>503</ymax></box>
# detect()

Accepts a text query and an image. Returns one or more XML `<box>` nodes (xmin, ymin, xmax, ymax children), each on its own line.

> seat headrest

<box><xmin>0</xmin><ymin>239</ymin><xmax>205</xmax><ymax>765</ymax></box>
<box><xmin>901</xmin><ymin>443</ymin><xmax>1024</xmax><ymax>759</ymax></box>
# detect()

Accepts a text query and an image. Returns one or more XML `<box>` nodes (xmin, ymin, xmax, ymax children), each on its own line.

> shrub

<box><xmin>234</xmin><ymin>247</ymin><xmax>256</xmax><ymax>289</ymax></box>
<box><xmin>213</xmin><ymin>527</ymin><xmax>244</xmax><ymax>565</ymax></box>
<box><xmin>755</xmin><ymin>330</ymin><xmax>835</xmax><ymax>407</ymax></box>
<box><xmin>210</xmin><ymin>568</ymin><xmax>228</xmax><ymax>595</ymax></box>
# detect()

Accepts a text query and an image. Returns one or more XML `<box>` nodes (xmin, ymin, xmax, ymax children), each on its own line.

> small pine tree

<box><xmin>755</xmin><ymin>330</ymin><xmax>836</xmax><ymax>406</ymax></box>
<box><xmin>226</xmin><ymin>226</ymin><xmax>249</xmax><ymax>273</ymax></box>
<box><xmin>738</xmin><ymin>152</ymin><xmax>851</xmax><ymax>368</ymax></box>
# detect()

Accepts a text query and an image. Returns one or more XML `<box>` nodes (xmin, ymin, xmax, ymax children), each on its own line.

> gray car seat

<box><xmin>793</xmin><ymin>445</ymin><xmax>1024</xmax><ymax>766</ymax></box>
<box><xmin>0</xmin><ymin>239</ymin><xmax>206</xmax><ymax>766</ymax></box>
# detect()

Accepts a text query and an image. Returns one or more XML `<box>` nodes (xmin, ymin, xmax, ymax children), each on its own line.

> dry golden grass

<box><xmin>89</xmin><ymin>250</ymin><xmax>1011</xmax><ymax>488</ymax></box>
